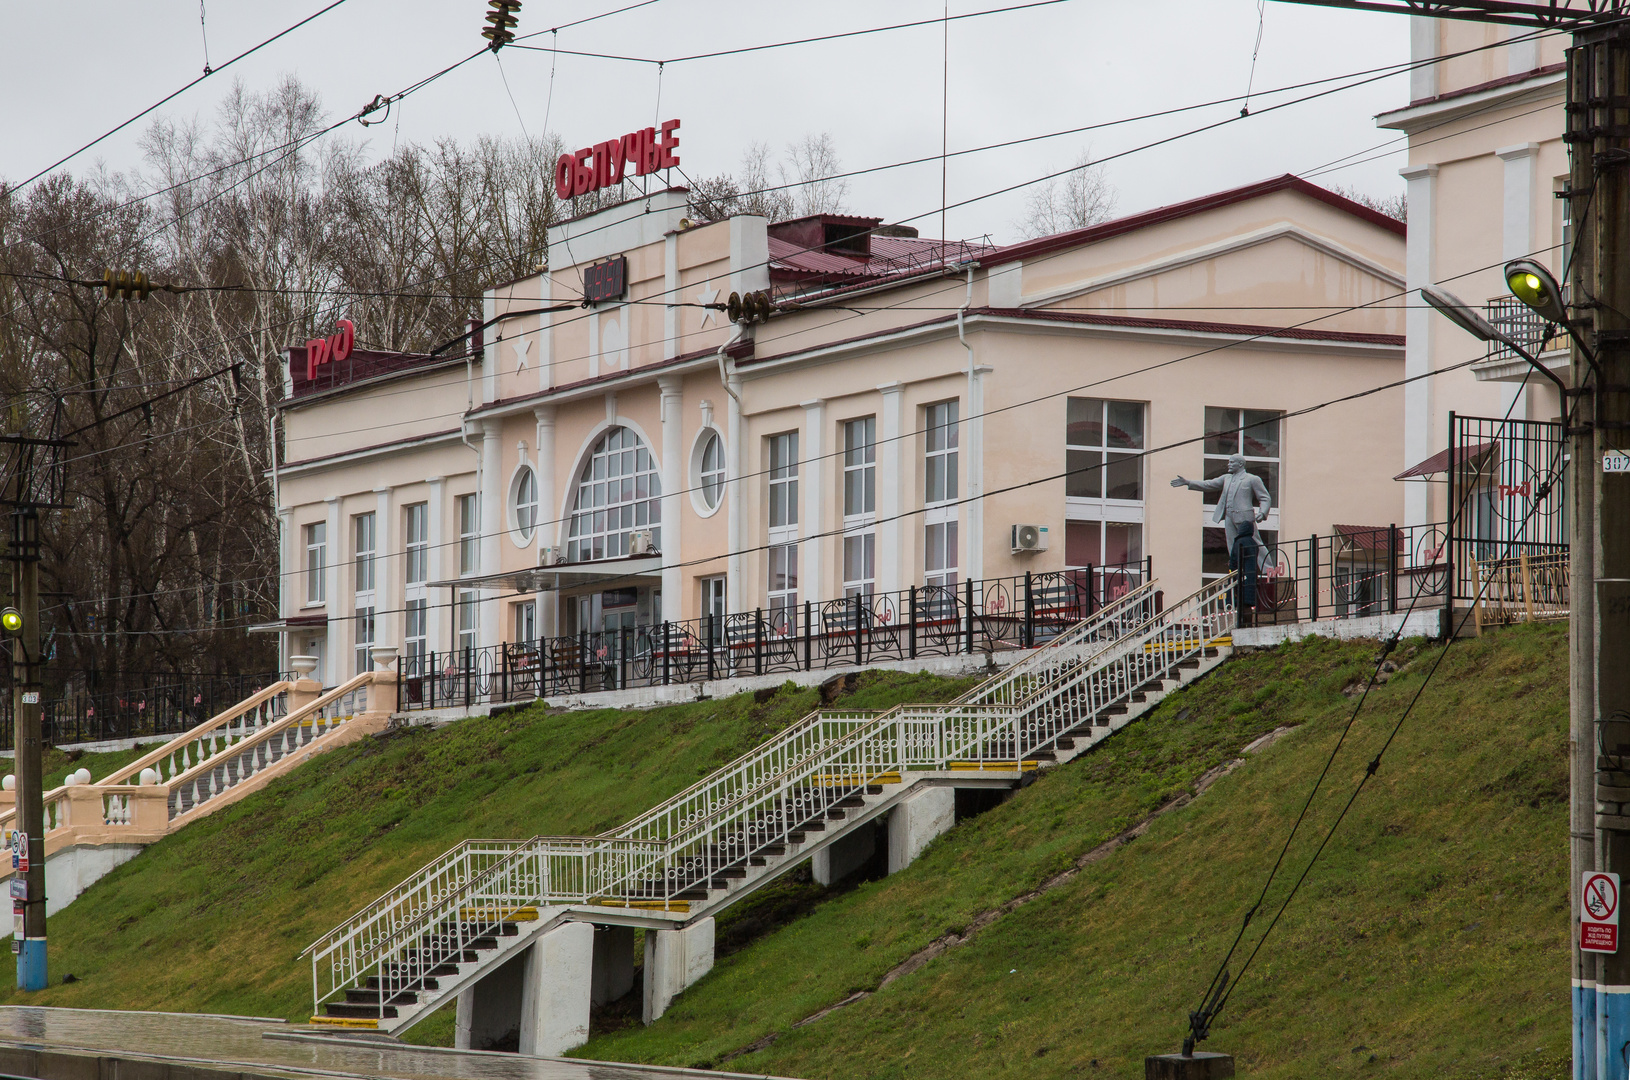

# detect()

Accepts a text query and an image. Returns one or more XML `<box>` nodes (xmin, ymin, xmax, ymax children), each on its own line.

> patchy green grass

<box><xmin>0</xmin><ymin>669</ymin><xmax>978</xmax><ymax>1019</ymax></box>
<box><xmin>571</xmin><ymin>625</ymin><xmax>1570</xmax><ymax>1080</ymax></box>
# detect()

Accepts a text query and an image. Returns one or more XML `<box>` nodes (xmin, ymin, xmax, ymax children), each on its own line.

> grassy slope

<box><xmin>0</xmin><ymin>669</ymin><xmax>978</xmax><ymax>1019</ymax></box>
<box><xmin>574</xmin><ymin>625</ymin><xmax>1570</xmax><ymax>1080</ymax></box>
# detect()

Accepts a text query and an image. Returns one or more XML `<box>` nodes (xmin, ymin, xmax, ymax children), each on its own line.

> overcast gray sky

<box><xmin>1</xmin><ymin>1</ymin><xmax>1413</xmax><ymax>243</ymax></box>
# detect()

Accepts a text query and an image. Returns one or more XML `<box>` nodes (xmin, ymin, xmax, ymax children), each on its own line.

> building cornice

<box><xmin>276</xmin><ymin>428</ymin><xmax>466</xmax><ymax>478</ymax></box>
<box><xmin>1377</xmin><ymin>65</ymin><xmax>1564</xmax><ymax>134</ymax></box>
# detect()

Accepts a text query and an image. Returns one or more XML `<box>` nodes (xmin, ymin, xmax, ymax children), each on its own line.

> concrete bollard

<box><xmin>887</xmin><ymin>785</ymin><xmax>956</xmax><ymax>874</ymax></box>
<box><xmin>643</xmin><ymin>917</ymin><xmax>715</xmax><ymax>1024</ymax></box>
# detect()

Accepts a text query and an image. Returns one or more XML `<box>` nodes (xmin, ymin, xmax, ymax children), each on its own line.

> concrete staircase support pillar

<box><xmin>519</xmin><ymin>921</ymin><xmax>595</xmax><ymax>1056</ymax></box>
<box><xmin>643</xmin><ymin>917</ymin><xmax>715</xmax><ymax>1024</ymax></box>
<box><xmin>812</xmin><ymin>821</ymin><xmax>876</xmax><ymax>885</ymax></box>
<box><xmin>454</xmin><ymin>922</ymin><xmax>594</xmax><ymax>1057</ymax></box>
<box><xmin>591</xmin><ymin>925</ymin><xmax>636</xmax><ymax>1005</ymax></box>
<box><xmin>887</xmin><ymin>785</ymin><xmax>956</xmax><ymax>875</ymax></box>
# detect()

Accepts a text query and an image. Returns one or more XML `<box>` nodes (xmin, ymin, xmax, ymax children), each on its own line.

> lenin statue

<box><xmin>1171</xmin><ymin>454</ymin><xmax>1271</xmax><ymax>626</ymax></box>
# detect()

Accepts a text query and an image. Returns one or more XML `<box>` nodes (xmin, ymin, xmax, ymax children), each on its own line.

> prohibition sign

<box><xmin>1587</xmin><ymin>874</ymin><xmax>1619</xmax><ymax>922</ymax></box>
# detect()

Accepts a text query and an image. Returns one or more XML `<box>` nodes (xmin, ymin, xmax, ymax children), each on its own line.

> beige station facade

<box><xmin>272</xmin><ymin>175</ymin><xmax>1407</xmax><ymax>684</ymax></box>
<box><xmin>1380</xmin><ymin>17</ymin><xmax>1570</xmax><ymax>526</ymax></box>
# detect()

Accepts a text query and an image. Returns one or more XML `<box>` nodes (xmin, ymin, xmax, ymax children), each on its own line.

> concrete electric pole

<box><xmin>7</xmin><ymin>508</ymin><xmax>45</xmax><ymax>990</ymax></box>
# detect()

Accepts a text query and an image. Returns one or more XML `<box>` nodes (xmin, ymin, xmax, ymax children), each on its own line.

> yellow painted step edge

<box><xmin>947</xmin><ymin>760</ymin><xmax>1041</xmax><ymax>772</ymax></box>
<box><xmin>589</xmin><ymin>898</ymin><xmax>692</xmax><ymax>913</ymax></box>
<box><xmin>309</xmin><ymin>1016</ymin><xmax>379</xmax><ymax>1029</ymax></box>
<box><xmin>809</xmin><ymin>771</ymin><xmax>902</xmax><ymax>787</ymax></box>
<box><xmin>458</xmin><ymin>906</ymin><xmax>539</xmax><ymax>921</ymax></box>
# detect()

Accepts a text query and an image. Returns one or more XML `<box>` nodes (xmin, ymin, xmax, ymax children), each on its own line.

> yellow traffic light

<box><xmin>0</xmin><ymin>608</ymin><xmax>23</xmax><ymax>636</ymax></box>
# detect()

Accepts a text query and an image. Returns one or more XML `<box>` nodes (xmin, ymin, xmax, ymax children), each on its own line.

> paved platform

<box><xmin>0</xmin><ymin>1007</ymin><xmax>795</xmax><ymax>1080</ymax></box>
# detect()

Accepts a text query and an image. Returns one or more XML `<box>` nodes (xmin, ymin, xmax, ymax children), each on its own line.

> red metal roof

<box><xmin>768</xmin><ymin>234</ymin><xmax>994</xmax><ymax>289</ymax></box>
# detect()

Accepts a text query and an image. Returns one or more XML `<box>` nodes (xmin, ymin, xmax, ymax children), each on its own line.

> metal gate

<box><xmin>1448</xmin><ymin>412</ymin><xmax>1567</xmax><ymax>603</ymax></box>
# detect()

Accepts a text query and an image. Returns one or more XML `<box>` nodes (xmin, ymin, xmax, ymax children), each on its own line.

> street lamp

<box><xmin>1420</xmin><ymin>282</ymin><xmax>1568</xmax><ymax>393</ymax></box>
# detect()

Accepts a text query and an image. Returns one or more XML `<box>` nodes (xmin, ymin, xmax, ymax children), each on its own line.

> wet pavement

<box><xmin>0</xmin><ymin>1008</ymin><xmax>794</xmax><ymax>1080</ymax></box>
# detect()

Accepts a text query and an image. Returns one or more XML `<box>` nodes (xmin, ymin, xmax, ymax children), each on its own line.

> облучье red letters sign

<box><xmin>555</xmin><ymin>119</ymin><xmax>680</xmax><ymax>200</ymax></box>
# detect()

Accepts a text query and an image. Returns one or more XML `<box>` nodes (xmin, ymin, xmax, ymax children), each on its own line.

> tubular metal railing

<box><xmin>306</xmin><ymin>574</ymin><xmax>1235</xmax><ymax>1022</ymax></box>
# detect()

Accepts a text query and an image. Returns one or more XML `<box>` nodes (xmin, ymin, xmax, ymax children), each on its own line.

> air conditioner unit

<box><xmin>630</xmin><ymin>530</ymin><xmax>656</xmax><ymax>556</ymax></box>
<box><xmin>1010</xmin><ymin>524</ymin><xmax>1049</xmax><ymax>555</ymax></box>
<box><xmin>539</xmin><ymin>546</ymin><xmax>567</xmax><ymax>566</ymax></box>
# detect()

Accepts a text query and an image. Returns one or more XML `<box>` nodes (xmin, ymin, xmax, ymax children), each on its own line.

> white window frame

<box><xmin>354</xmin><ymin>512</ymin><xmax>376</xmax><ymax>594</ymax></box>
<box><xmin>458</xmin><ymin>494</ymin><xmax>480</xmax><ymax>577</ymax></box>
<box><xmin>694</xmin><ymin>429</ymin><xmax>726</xmax><ymax>515</ymax></box>
<box><xmin>923</xmin><ymin>402</ymin><xmax>960</xmax><ymax>589</ymax></box>
<box><xmin>513</xmin><ymin>599</ymin><xmax>536</xmax><ymax>644</ymax></box>
<box><xmin>305</xmin><ymin>522</ymin><xmax>327</xmax><ymax>606</ymax></box>
<box><xmin>567</xmin><ymin>426</ymin><xmax>663</xmax><ymax>562</ymax></box>
<box><xmin>1064</xmin><ymin>398</ymin><xmax>1147</xmax><ymax>582</ymax></box>
<box><xmin>404</xmin><ymin>503</ymin><xmax>428</xmax><ymax>588</ymax></box>
<box><xmin>457</xmin><ymin>588</ymin><xmax>479</xmax><ymax>654</ymax></box>
<box><xmin>842</xmin><ymin>416</ymin><xmax>876</xmax><ymax>597</ymax></box>
<box><xmin>511</xmin><ymin>466</ymin><xmax>539</xmax><ymax>546</ymax></box>
<box><xmin>405</xmin><ymin>598</ymin><xmax>427</xmax><ymax>675</ymax></box>
<box><xmin>767</xmin><ymin>432</ymin><xmax>800</xmax><ymax>617</ymax></box>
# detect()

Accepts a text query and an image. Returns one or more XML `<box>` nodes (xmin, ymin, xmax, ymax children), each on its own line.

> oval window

<box><xmin>513</xmin><ymin>466</ymin><xmax>539</xmax><ymax>544</ymax></box>
<box><xmin>699</xmin><ymin>431</ymin><xmax>725</xmax><ymax>510</ymax></box>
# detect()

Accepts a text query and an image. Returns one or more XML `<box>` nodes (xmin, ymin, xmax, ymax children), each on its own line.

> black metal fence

<box><xmin>0</xmin><ymin>671</ymin><xmax>285</xmax><ymax>748</ymax></box>
<box><xmin>399</xmin><ymin>560</ymin><xmax>1153</xmax><ymax>711</ymax></box>
<box><xmin>1251</xmin><ymin>523</ymin><xmax>1449</xmax><ymax>624</ymax></box>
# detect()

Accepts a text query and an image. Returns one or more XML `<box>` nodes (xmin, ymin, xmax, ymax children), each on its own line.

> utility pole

<box><xmin>1571</xmin><ymin>24</ymin><xmax>1630</xmax><ymax>1075</ymax></box>
<box><xmin>7</xmin><ymin>507</ymin><xmax>44</xmax><ymax>990</ymax></box>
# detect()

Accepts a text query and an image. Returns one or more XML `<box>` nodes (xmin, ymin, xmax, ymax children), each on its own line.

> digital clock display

<box><xmin>584</xmin><ymin>257</ymin><xmax>627</xmax><ymax>304</ymax></box>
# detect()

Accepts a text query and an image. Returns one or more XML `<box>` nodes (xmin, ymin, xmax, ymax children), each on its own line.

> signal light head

<box><xmin>1</xmin><ymin>608</ymin><xmax>23</xmax><ymax>636</ymax></box>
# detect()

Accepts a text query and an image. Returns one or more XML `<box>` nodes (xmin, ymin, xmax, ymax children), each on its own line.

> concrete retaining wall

<box><xmin>1232</xmin><ymin>608</ymin><xmax>1444</xmax><ymax>648</ymax></box>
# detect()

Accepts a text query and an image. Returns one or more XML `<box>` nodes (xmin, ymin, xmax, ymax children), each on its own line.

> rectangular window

<box><xmin>458</xmin><ymin>494</ymin><xmax>480</xmax><ymax>576</ymax></box>
<box><xmin>843</xmin><ymin>417</ymin><xmax>876</xmax><ymax>597</ymax></box>
<box><xmin>924</xmin><ymin>402</ymin><xmax>959</xmax><ymax>506</ymax></box>
<box><xmin>404</xmin><ymin>503</ymin><xmax>428</xmax><ymax>586</ymax></box>
<box><xmin>353</xmin><ymin>513</ymin><xmax>376</xmax><ymax>593</ymax></box>
<box><xmin>767</xmin><ymin>432</ymin><xmax>800</xmax><ymax>613</ymax></box>
<box><xmin>1066</xmin><ymin>397</ymin><xmax>1144</xmax><ymax>501</ymax></box>
<box><xmin>1202</xmin><ymin>407</ymin><xmax>1282</xmax><ymax>506</ymax></box>
<box><xmin>701</xmin><ymin>575</ymin><xmax>727</xmax><ymax>644</ymax></box>
<box><xmin>304</xmin><ymin>522</ymin><xmax>327</xmax><ymax>605</ymax></box>
<box><xmin>405</xmin><ymin>598</ymin><xmax>427</xmax><ymax>675</ymax></box>
<box><xmin>1203</xmin><ymin>527</ymin><xmax>1279</xmax><ymax>579</ymax></box>
<box><xmin>354</xmin><ymin>606</ymin><xmax>375</xmax><ymax>675</ymax></box>
<box><xmin>457</xmin><ymin>588</ymin><xmax>478</xmax><ymax>653</ymax></box>
<box><xmin>924</xmin><ymin>402</ymin><xmax>960</xmax><ymax>590</ymax></box>
<box><xmin>768</xmin><ymin>433</ymin><xmax>799</xmax><ymax>529</ymax></box>
<box><xmin>513</xmin><ymin>600</ymin><xmax>536</xmax><ymax>644</ymax></box>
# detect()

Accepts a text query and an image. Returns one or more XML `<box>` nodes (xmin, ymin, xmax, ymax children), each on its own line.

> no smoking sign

<box><xmin>1583</xmin><ymin>872</ymin><xmax>1620</xmax><ymax>954</ymax></box>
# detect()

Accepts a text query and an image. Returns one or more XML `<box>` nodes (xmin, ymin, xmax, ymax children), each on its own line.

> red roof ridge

<box><xmin>982</xmin><ymin>307</ymin><xmax>1404</xmax><ymax>346</ymax></box>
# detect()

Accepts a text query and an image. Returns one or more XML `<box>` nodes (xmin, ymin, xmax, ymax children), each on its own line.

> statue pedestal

<box><xmin>1145</xmin><ymin>1053</ymin><xmax>1235</xmax><ymax>1080</ymax></box>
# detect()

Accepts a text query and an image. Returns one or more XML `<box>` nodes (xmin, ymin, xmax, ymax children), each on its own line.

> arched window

<box><xmin>699</xmin><ymin>431</ymin><xmax>725</xmax><ymax>510</ymax></box>
<box><xmin>567</xmin><ymin>426</ymin><xmax>661</xmax><ymax>561</ymax></box>
<box><xmin>512</xmin><ymin>466</ymin><xmax>538</xmax><ymax>544</ymax></box>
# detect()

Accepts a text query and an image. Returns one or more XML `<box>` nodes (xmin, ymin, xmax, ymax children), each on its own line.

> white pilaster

<box><xmin>426</xmin><ymin>477</ymin><xmax>446</xmax><ymax>651</ymax></box>
<box><xmin>277</xmin><ymin>507</ymin><xmax>293</xmax><ymax>672</ymax></box>
<box><xmin>1410</xmin><ymin>17</ymin><xmax>1439</xmax><ymax>102</ymax></box>
<box><xmin>664</xmin><ymin>233</ymin><xmax>680</xmax><ymax>360</ymax></box>
<box><xmin>1401</xmin><ymin>163</ymin><xmax>1439</xmax><ymax>527</ymax></box>
<box><xmin>539</xmin><ymin>271</ymin><xmax>554</xmax><ymax>392</ymax></box>
<box><xmin>535</xmin><ymin>406</ymin><xmax>558</xmax><ymax>636</ymax></box>
<box><xmin>659</xmin><ymin>375</ymin><xmax>684</xmax><ymax>616</ymax></box>
<box><xmin>876</xmin><ymin>382</ymin><xmax>906</xmax><ymax>595</ymax></box>
<box><xmin>480</xmin><ymin>420</ymin><xmax>504</xmax><ymax>649</ymax></box>
<box><xmin>324</xmin><ymin>496</ymin><xmax>342</xmax><ymax>685</ymax></box>
<box><xmin>967</xmin><ymin>365</ymin><xmax>992</xmax><ymax>584</ymax></box>
<box><xmin>1499</xmin><ymin>143</ymin><xmax>1540</xmax><ymax>419</ymax></box>
<box><xmin>1506</xmin><ymin>24</ymin><xmax>1538</xmax><ymax>76</ymax></box>
<box><xmin>481</xmin><ymin>292</ymin><xmax>498</xmax><ymax>405</ymax></box>
<box><xmin>801</xmin><ymin>399</ymin><xmax>825</xmax><ymax>606</ymax></box>
<box><xmin>727</xmin><ymin>377</ymin><xmax>745</xmax><ymax>614</ymax></box>
<box><xmin>374</xmin><ymin>487</ymin><xmax>393</xmax><ymax>651</ymax></box>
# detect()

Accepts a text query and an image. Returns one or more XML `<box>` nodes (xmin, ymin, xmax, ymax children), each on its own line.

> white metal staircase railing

<box><xmin>306</xmin><ymin>575</ymin><xmax>1235</xmax><ymax>1023</ymax></box>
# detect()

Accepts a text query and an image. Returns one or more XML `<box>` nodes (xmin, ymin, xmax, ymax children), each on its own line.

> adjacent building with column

<box><xmin>1378</xmin><ymin>19</ymin><xmax>1569</xmax><ymax>526</ymax></box>
<box><xmin>269</xmin><ymin>174</ymin><xmax>1405</xmax><ymax>684</ymax></box>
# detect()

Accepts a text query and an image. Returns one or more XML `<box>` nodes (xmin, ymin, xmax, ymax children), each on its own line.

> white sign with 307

<box><xmin>1606</xmin><ymin>451</ymin><xmax>1630</xmax><ymax>475</ymax></box>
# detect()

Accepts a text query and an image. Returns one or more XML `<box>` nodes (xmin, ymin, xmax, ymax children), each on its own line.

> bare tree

<box><xmin>780</xmin><ymin>133</ymin><xmax>849</xmax><ymax>218</ymax></box>
<box><xmin>1331</xmin><ymin>183</ymin><xmax>1407</xmax><ymax>223</ymax></box>
<box><xmin>1016</xmin><ymin>151</ymin><xmax>1116</xmax><ymax>240</ymax></box>
<box><xmin>688</xmin><ymin>142</ymin><xmax>795</xmax><ymax>223</ymax></box>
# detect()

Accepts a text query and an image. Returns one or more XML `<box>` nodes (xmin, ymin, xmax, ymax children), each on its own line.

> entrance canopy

<box><xmin>430</xmin><ymin>554</ymin><xmax>663</xmax><ymax>595</ymax></box>
<box><xmin>1394</xmin><ymin>440</ymin><xmax>1495</xmax><ymax>480</ymax></box>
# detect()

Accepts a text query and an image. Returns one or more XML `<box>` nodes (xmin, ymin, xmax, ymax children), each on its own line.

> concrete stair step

<box><xmin>325</xmin><ymin>1001</ymin><xmax>398</xmax><ymax>1019</ymax></box>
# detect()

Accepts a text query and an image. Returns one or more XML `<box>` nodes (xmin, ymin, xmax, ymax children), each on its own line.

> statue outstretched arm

<box><xmin>1170</xmin><ymin>475</ymin><xmax>1226</xmax><ymax>493</ymax></box>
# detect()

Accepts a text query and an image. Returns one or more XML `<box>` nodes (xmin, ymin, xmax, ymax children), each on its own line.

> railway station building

<box><xmin>269</xmin><ymin>174</ymin><xmax>1406</xmax><ymax>688</ymax></box>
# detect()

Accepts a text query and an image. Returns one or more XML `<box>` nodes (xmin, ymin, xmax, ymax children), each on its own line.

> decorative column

<box><xmin>480</xmin><ymin>419</ymin><xmax>504</xmax><ymax>649</ymax></box>
<box><xmin>324</xmin><ymin>496</ymin><xmax>343</xmax><ymax>685</ymax></box>
<box><xmin>277</xmin><ymin>508</ymin><xmax>293</xmax><ymax>673</ymax></box>
<box><xmin>659</xmin><ymin>376</ymin><xmax>684</xmax><ymax>619</ymax></box>
<box><xmin>374</xmin><ymin>487</ymin><xmax>393</xmax><ymax>652</ymax></box>
<box><xmin>534</xmin><ymin>405</ymin><xmax>558</xmax><ymax>635</ymax></box>
<box><xmin>426</xmin><ymin>477</ymin><xmax>446</xmax><ymax>651</ymax></box>
<box><xmin>727</xmin><ymin>376</ymin><xmax>746</xmax><ymax>615</ymax></box>
<box><xmin>876</xmin><ymin>382</ymin><xmax>906</xmax><ymax>595</ymax></box>
<box><xmin>967</xmin><ymin>365</ymin><xmax>993</xmax><ymax>584</ymax></box>
<box><xmin>1400</xmin><ymin>163</ymin><xmax>1438</xmax><ymax>528</ymax></box>
<box><xmin>1499</xmin><ymin>142</ymin><xmax>1540</xmax><ymax>421</ymax></box>
<box><xmin>801</xmin><ymin>399</ymin><xmax>825</xmax><ymax>607</ymax></box>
